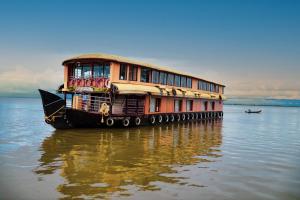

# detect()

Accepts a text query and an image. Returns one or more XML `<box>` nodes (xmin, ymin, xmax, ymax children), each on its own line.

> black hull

<box><xmin>39</xmin><ymin>89</ymin><xmax>224</xmax><ymax>129</ymax></box>
<box><xmin>39</xmin><ymin>89</ymin><xmax>70</xmax><ymax>129</ymax></box>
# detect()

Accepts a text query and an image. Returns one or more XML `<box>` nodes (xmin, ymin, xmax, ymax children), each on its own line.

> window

<box><xmin>119</xmin><ymin>64</ymin><xmax>127</xmax><ymax>80</ymax></box>
<box><xmin>204</xmin><ymin>101</ymin><xmax>208</xmax><ymax>111</ymax></box>
<box><xmin>174</xmin><ymin>75</ymin><xmax>181</xmax><ymax>87</ymax></box>
<box><xmin>186</xmin><ymin>100</ymin><xmax>193</xmax><ymax>111</ymax></box>
<box><xmin>150</xmin><ymin>97</ymin><xmax>161</xmax><ymax>112</ymax></box>
<box><xmin>211</xmin><ymin>101</ymin><xmax>215</xmax><ymax>110</ymax></box>
<box><xmin>181</xmin><ymin>76</ymin><xmax>187</xmax><ymax>87</ymax></box>
<box><xmin>155</xmin><ymin>98</ymin><xmax>161</xmax><ymax>112</ymax></box>
<box><xmin>167</xmin><ymin>73</ymin><xmax>174</xmax><ymax>86</ymax></box>
<box><xmin>93</xmin><ymin>64</ymin><xmax>104</xmax><ymax>78</ymax></box>
<box><xmin>216</xmin><ymin>85</ymin><xmax>219</xmax><ymax>93</ymax></box>
<box><xmin>152</xmin><ymin>70</ymin><xmax>159</xmax><ymax>83</ymax></box>
<box><xmin>82</xmin><ymin>65</ymin><xmax>92</xmax><ymax>78</ymax></box>
<box><xmin>174</xmin><ymin>99</ymin><xmax>182</xmax><ymax>112</ymax></box>
<box><xmin>129</xmin><ymin>65</ymin><xmax>138</xmax><ymax>81</ymax></box>
<box><xmin>104</xmin><ymin>64</ymin><xmax>110</xmax><ymax>78</ymax></box>
<box><xmin>159</xmin><ymin>72</ymin><xmax>167</xmax><ymax>85</ymax></box>
<box><xmin>141</xmin><ymin>67</ymin><xmax>151</xmax><ymax>82</ymax></box>
<box><xmin>74</xmin><ymin>66</ymin><xmax>82</xmax><ymax>78</ymax></box>
<box><xmin>201</xmin><ymin>100</ymin><xmax>205</xmax><ymax>111</ymax></box>
<box><xmin>203</xmin><ymin>81</ymin><xmax>205</xmax><ymax>90</ymax></box>
<box><xmin>187</xmin><ymin>77</ymin><xmax>192</xmax><ymax>88</ymax></box>
<box><xmin>211</xmin><ymin>83</ymin><xmax>215</xmax><ymax>92</ymax></box>
<box><xmin>198</xmin><ymin>80</ymin><xmax>207</xmax><ymax>90</ymax></box>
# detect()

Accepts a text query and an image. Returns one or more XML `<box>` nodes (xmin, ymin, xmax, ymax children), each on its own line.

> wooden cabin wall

<box><xmin>110</xmin><ymin>62</ymin><xmax>119</xmax><ymax>82</ymax></box>
<box><xmin>166</xmin><ymin>97</ymin><xmax>174</xmax><ymax>113</ymax></box>
<box><xmin>182</xmin><ymin>99</ymin><xmax>186</xmax><ymax>112</ymax></box>
<box><xmin>112</xmin><ymin>96</ymin><xmax>125</xmax><ymax>115</ymax></box>
<box><xmin>143</xmin><ymin>96</ymin><xmax>223</xmax><ymax>115</ymax></box>
<box><xmin>215</xmin><ymin>100</ymin><xmax>223</xmax><ymax>111</ymax></box>
<box><xmin>144</xmin><ymin>96</ymin><xmax>150</xmax><ymax>115</ymax></box>
<box><xmin>193</xmin><ymin>99</ymin><xmax>200</xmax><ymax>112</ymax></box>
<box><xmin>160</xmin><ymin>97</ymin><xmax>167</xmax><ymax>113</ymax></box>
<box><xmin>109</xmin><ymin>61</ymin><xmax>224</xmax><ymax>97</ymax></box>
<box><xmin>64</xmin><ymin>65</ymin><xmax>69</xmax><ymax>90</ymax></box>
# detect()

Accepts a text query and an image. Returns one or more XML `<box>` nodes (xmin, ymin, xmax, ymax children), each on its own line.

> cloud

<box><xmin>0</xmin><ymin>66</ymin><xmax>63</xmax><ymax>95</ymax></box>
<box><xmin>0</xmin><ymin>53</ymin><xmax>299</xmax><ymax>99</ymax></box>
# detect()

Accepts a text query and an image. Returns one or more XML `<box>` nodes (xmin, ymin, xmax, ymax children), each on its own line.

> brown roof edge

<box><xmin>62</xmin><ymin>53</ymin><xmax>225</xmax><ymax>87</ymax></box>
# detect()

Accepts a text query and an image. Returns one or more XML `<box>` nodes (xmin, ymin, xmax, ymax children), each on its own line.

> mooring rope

<box><xmin>44</xmin><ymin>105</ymin><xmax>65</xmax><ymax>122</ymax></box>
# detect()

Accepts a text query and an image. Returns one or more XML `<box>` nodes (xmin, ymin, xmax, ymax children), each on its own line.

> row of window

<box><xmin>120</xmin><ymin>65</ymin><xmax>193</xmax><ymax>88</ymax></box>
<box><xmin>150</xmin><ymin>98</ymin><xmax>217</xmax><ymax>112</ymax></box>
<box><xmin>71</xmin><ymin>63</ymin><xmax>223</xmax><ymax>93</ymax></box>
<box><xmin>120</xmin><ymin>64</ymin><xmax>223</xmax><ymax>92</ymax></box>
<box><xmin>73</xmin><ymin>63</ymin><xmax>110</xmax><ymax>79</ymax></box>
<box><xmin>198</xmin><ymin>81</ymin><xmax>221</xmax><ymax>93</ymax></box>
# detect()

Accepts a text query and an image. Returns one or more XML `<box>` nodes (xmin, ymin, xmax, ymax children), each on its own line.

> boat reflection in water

<box><xmin>34</xmin><ymin>120</ymin><xmax>223</xmax><ymax>199</ymax></box>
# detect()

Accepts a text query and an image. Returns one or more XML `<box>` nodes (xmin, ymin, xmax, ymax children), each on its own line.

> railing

<box><xmin>68</xmin><ymin>76</ymin><xmax>110</xmax><ymax>88</ymax></box>
<box><xmin>73</xmin><ymin>95</ymin><xmax>111</xmax><ymax>113</ymax></box>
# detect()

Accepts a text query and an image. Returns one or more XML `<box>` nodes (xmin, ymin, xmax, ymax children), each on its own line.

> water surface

<box><xmin>0</xmin><ymin>97</ymin><xmax>299</xmax><ymax>200</ymax></box>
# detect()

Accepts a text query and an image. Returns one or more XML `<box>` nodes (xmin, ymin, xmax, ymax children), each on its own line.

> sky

<box><xmin>0</xmin><ymin>0</ymin><xmax>299</xmax><ymax>98</ymax></box>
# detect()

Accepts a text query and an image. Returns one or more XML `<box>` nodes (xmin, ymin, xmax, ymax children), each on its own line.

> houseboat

<box><xmin>39</xmin><ymin>53</ymin><xmax>226</xmax><ymax>129</ymax></box>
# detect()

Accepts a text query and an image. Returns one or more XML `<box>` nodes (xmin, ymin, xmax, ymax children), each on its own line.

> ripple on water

<box><xmin>0</xmin><ymin>102</ymin><xmax>300</xmax><ymax>200</ymax></box>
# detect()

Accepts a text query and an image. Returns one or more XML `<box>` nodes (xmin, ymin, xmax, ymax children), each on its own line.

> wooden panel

<box><xmin>112</xmin><ymin>96</ymin><xmax>126</xmax><ymax>115</ymax></box>
<box><xmin>124</xmin><ymin>96</ymin><xmax>145</xmax><ymax>115</ymax></box>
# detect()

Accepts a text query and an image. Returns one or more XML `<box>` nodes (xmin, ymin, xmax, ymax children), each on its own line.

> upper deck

<box><xmin>62</xmin><ymin>53</ymin><xmax>225</xmax><ymax>98</ymax></box>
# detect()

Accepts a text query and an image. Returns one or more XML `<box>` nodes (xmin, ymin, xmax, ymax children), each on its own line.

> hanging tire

<box><xmin>187</xmin><ymin>114</ymin><xmax>190</xmax><ymax>120</ymax></box>
<box><xmin>181</xmin><ymin>114</ymin><xmax>186</xmax><ymax>121</ymax></box>
<box><xmin>191</xmin><ymin>113</ymin><xmax>194</xmax><ymax>120</ymax></box>
<box><xmin>195</xmin><ymin>113</ymin><xmax>198</xmax><ymax>120</ymax></box>
<box><xmin>165</xmin><ymin>115</ymin><xmax>169</xmax><ymax>123</ymax></box>
<box><xmin>158</xmin><ymin>115</ymin><xmax>163</xmax><ymax>123</ymax></box>
<box><xmin>149</xmin><ymin>115</ymin><xmax>156</xmax><ymax>125</ymax></box>
<box><xmin>135</xmin><ymin>117</ymin><xmax>141</xmax><ymax>126</ymax></box>
<box><xmin>106</xmin><ymin>117</ymin><xmax>114</xmax><ymax>127</ymax></box>
<box><xmin>170</xmin><ymin>115</ymin><xmax>175</xmax><ymax>122</ymax></box>
<box><xmin>176</xmin><ymin>114</ymin><xmax>181</xmax><ymax>121</ymax></box>
<box><xmin>122</xmin><ymin>118</ymin><xmax>130</xmax><ymax>127</ymax></box>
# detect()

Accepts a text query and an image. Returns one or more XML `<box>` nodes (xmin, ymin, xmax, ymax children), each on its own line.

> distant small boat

<box><xmin>245</xmin><ymin>109</ymin><xmax>262</xmax><ymax>114</ymax></box>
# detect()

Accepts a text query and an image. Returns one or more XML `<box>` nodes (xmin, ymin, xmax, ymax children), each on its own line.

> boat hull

<box><xmin>39</xmin><ymin>89</ymin><xmax>224</xmax><ymax>129</ymax></box>
<box><xmin>245</xmin><ymin>110</ymin><xmax>262</xmax><ymax>114</ymax></box>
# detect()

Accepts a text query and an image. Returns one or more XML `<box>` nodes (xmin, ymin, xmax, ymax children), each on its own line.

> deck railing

<box><xmin>68</xmin><ymin>76</ymin><xmax>110</xmax><ymax>88</ymax></box>
<box><xmin>73</xmin><ymin>95</ymin><xmax>111</xmax><ymax>113</ymax></box>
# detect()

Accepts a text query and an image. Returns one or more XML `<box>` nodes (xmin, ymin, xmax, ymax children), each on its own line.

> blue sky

<box><xmin>0</xmin><ymin>0</ymin><xmax>299</xmax><ymax>98</ymax></box>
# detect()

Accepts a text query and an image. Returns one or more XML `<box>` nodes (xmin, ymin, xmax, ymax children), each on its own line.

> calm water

<box><xmin>0</xmin><ymin>97</ymin><xmax>300</xmax><ymax>200</ymax></box>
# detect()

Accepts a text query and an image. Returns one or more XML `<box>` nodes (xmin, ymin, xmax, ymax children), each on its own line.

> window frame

<box><xmin>159</xmin><ymin>71</ymin><xmax>167</xmax><ymax>85</ymax></box>
<box><xmin>82</xmin><ymin>64</ymin><xmax>92</xmax><ymax>79</ymax></box>
<box><xmin>186</xmin><ymin>99</ymin><xmax>193</xmax><ymax>111</ymax></box>
<box><xmin>167</xmin><ymin>73</ymin><xmax>174</xmax><ymax>86</ymax></box>
<box><xmin>119</xmin><ymin>63</ymin><xmax>127</xmax><ymax>80</ymax></box>
<box><xmin>140</xmin><ymin>67</ymin><xmax>151</xmax><ymax>83</ymax></box>
<box><xmin>187</xmin><ymin>77</ymin><xmax>192</xmax><ymax>88</ymax></box>
<box><xmin>129</xmin><ymin>65</ymin><xmax>138</xmax><ymax>81</ymax></box>
<box><xmin>180</xmin><ymin>76</ymin><xmax>187</xmax><ymax>87</ymax></box>
<box><xmin>174</xmin><ymin>75</ymin><xmax>181</xmax><ymax>87</ymax></box>
<box><xmin>151</xmin><ymin>70</ymin><xmax>160</xmax><ymax>84</ymax></box>
<box><xmin>103</xmin><ymin>63</ymin><xmax>110</xmax><ymax>78</ymax></box>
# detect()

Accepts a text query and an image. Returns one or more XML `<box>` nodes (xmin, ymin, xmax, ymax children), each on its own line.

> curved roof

<box><xmin>62</xmin><ymin>53</ymin><xmax>225</xmax><ymax>86</ymax></box>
